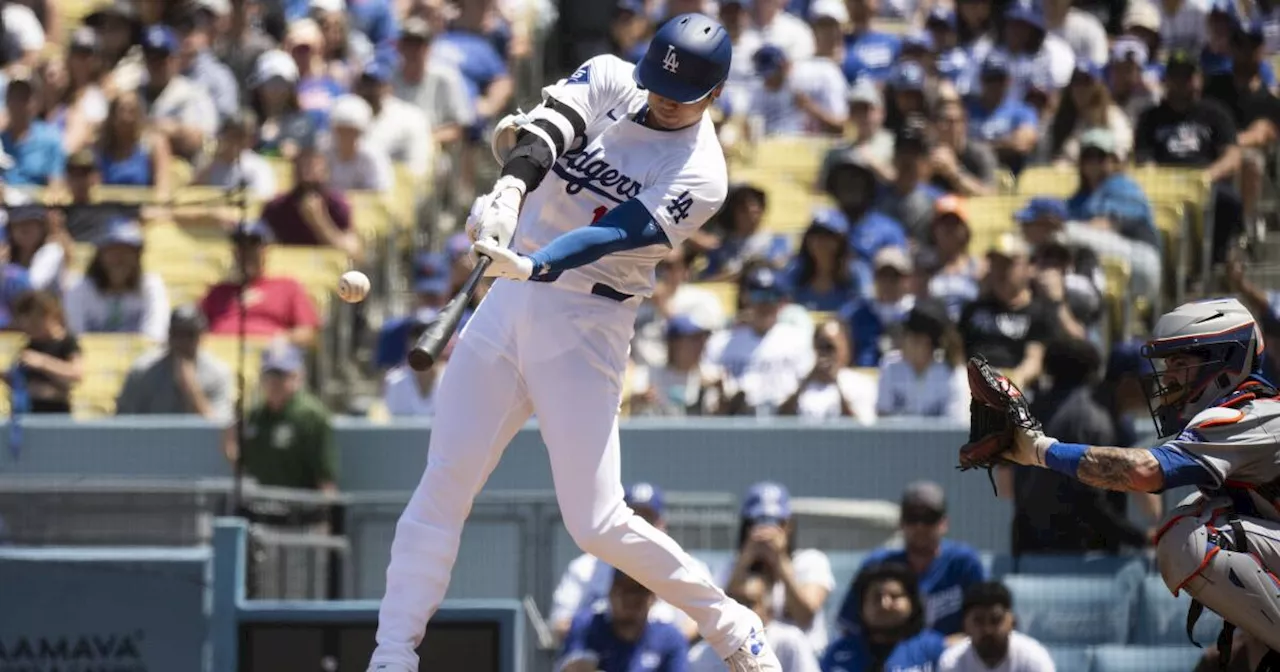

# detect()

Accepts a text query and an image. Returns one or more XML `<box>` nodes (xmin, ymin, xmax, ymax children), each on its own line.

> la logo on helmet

<box><xmin>663</xmin><ymin>45</ymin><xmax>680</xmax><ymax>73</ymax></box>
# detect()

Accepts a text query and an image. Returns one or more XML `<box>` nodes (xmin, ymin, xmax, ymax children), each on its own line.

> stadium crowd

<box><xmin>0</xmin><ymin>0</ymin><xmax>1275</xmax><ymax>669</ymax></box>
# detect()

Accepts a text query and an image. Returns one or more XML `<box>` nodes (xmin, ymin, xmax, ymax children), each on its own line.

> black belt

<box><xmin>590</xmin><ymin>282</ymin><xmax>633</xmax><ymax>303</ymax></box>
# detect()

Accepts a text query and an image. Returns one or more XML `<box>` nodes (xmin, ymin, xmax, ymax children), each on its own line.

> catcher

<box><xmin>959</xmin><ymin>298</ymin><xmax>1280</xmax><ymax>671</ymax></box>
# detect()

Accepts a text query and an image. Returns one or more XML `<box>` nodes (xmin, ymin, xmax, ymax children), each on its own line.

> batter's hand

<box><xmin>466</xmin><ymin>176</ymin><xmax>525</xmax><ymax>250</ymax></box>
<box><xmin>472</xmin><ymin>240</ymin><xmax>534</xmax><ymax>280</ymax></box>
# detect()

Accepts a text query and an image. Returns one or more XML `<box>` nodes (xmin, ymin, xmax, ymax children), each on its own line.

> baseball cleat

<box><xmin>724</xmin><ymin>629</ymin><xmax>781</xmax><ymax>671</ymax></box>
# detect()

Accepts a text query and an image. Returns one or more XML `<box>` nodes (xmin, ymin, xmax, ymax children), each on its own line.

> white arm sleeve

<box><xmin>140</xmin><ymin>273</ymin><xmax>171</xmax><ymax>342</ymax></box>
<box><xmin>26</xmin><ymin>243</ymin><xmax>64</xmax><ymax>291</ymax></box>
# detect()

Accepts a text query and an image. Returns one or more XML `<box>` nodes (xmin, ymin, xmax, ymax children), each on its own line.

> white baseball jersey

<box><xmin>877</xmin><ymin>352</ymin><xmax>969</xmax><ymax>422</ymax></box>
<box><xmin>746</xmin><ymin>59</ymin><xmax>849</xmax><ymax>136</ymax></box>
<box><xmin>703</xmin><ymin>322</ymin><xmax>816</xmax><ymax>411</ymax></box>
<box><xmin>513</xmin><ymin>55</ymin><xmax>729</xmax><ymax>298</ymax></box>
<box><xmin>938</xmin><ymin>631</ymin><xmax>1056</xmax><ymax>672</ymax></box>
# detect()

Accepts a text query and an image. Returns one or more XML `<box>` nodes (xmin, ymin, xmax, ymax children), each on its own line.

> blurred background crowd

<box><xmin>0</xmin><ymin>0</ymin><xmax>1275</xmax><ymax>669</ymax></box>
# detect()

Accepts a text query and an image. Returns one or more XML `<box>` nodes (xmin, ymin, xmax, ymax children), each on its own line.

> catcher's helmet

<box><xmin>1141</xmin><ymin>298</ymin><xmax>1265</xmax><ymax>437</ymax></box>
<box><xmin>633</xmin><ymin>13</ymin><xmax>732</xmax><ymax>104</ymax></box>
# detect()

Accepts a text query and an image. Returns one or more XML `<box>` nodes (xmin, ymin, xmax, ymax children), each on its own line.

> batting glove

<box><xmin>466</xmin><ymin>176</ymin><xmax>525</xmax><ymax>250</ymax></box>
<box><xmin>472</xmin><ymin>239</ymin><xmax>534</xmax><ymax>281</ymax></box>
<box><xmin>1010</xmin><ymin>425</ymin><xmax>1057</xmax><ymax>467</ymax></box>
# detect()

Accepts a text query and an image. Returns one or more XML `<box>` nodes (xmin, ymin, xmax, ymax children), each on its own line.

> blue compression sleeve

<box><xmin>526</xmin><ymin>199</ymin><xmax>669</xmax><ymax>279</ymax></box>
<box><xmin>1044</xmin><ymin>442</ymin><xmax>1088</xmax><ymax>477</ymax></box>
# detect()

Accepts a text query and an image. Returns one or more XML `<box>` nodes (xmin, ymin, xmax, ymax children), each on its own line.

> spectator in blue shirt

<box><xmin>1</xmin><ymin>71</ymin><xmax>64</xmax><ymax>187</ymax></box>
<box><xmin>698</xmin><ymin>184</ymin><xmax>790</xmax><ymax>281</ymax></box>
<box><xmin>965</xmin><ymin>53</ymin><xmax>1040</xmax><ymax>170</ymax></box>
<box><xmin>434</xmin><ymin>16</ymin><xmax>514</xmax><ymax>133</ymax></box>
<box><xmin>557</xmin><ymin>571</ymin><xmax>689</xmax><ymax>672</ymax></box>
<box><xmin>95</xmin><ymin>91</ymin><xmax>173</xmax><ymax>197</ymax></box>
<box><xmin>840</xmin><ymin>482</ymin><xmax>986</xmax><ymax>637</ymax></box>
<box><xmin>884</xmin><ymin>62</ymin><xmax>929</xmax><ymax>135</ymax></box>
<box><xmin>822</xmin><ymin>562</ymin><xmax>946</xmax><ymax>672</ymax></box>
<box><xmin>786</xmin><ymin>208</ymin><xmax>860</xmax><ymax>311</ymax></box>
<box><xmin>285</xmin><ymin>18</ymin><xmax>345</xmax><ymax>123</ymax></box>
<box><xmin>841</xmin><ymin>246</ymin><xmax>916</xmax><ymax>366</ymax></box>
<box><xmin>842</xmin><ymin>0</ymin><xmax>901</xmax><ymax>83</ymax></box>
<box><xmin>926</xmin><ymin>9</ymin><xmax>971</xmax><ymax>88</ymax></box>
<box><xmin>373</xmin><ymin>252</ymin><xmax>451</xmax><ymax>369</ymax></box>
<box><xmin>249</xmin><ymin>50</ymin><xmax>324</xmax><ymax>159</ymax></box>
<box><xmin>822</xmin><ymin>149</ymin><xmax>907</xmax><ymax>292</ymax></box>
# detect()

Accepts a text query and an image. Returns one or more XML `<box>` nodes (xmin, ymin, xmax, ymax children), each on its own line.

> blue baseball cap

<box><xmin>1007</xmin><ymin>0</ymin><xmax>1046</xmax><ymax>31</ymax></box>
<box><xmin>142</xmin><ymin>25</ymin><xmax>179</xmax><ymax>54</ymax></box>
<box><xmin>1073</xmin><ymin>59</ymin><xmax>1103</xmax><ymax>81</ymax></box>
<box><xmin>902</xmin><ymin>29</ymin><xmax>935</xmax><ymax>52</ymax></box>
<box><xmin>809</xmin><ymin>207</ymin><xmax>850</xmax><ymax>236</ymax></box>
<box><xmin>926</xmin><ymin>7</ymin><xmax>957</xmax><ymax>29</ymax></box>
<box><xmin>413</xmin><ymin>252</ymin><xmax>450</xmax><ymax>295</ymax></box>
<box><xmin>1233</xmin><ymin>18</ymin><xmax>1266</xmax><ymax>43</ymax></box>
<box><xmin>261</xmin><ymin>344</ymin><xmax>305</xmax><ymax>374</ymax></box>
<box><xmin>981</xmin><ymin>52</ymin><xmax>1012</xmax><ymax>78</ymax></box>
<box><xmin>890</xmin><ymin>61</ymin><xmax>927</xmax><ymax>91</ymax></box>
<box><xmin>1015</xmin><ymin>197</ymin><xmax>1068</xmax><ymax>224</ymax></box>
<box><xmin>634</xmin><ymin>13</ymin><xmax>732</xmax><ymax>104</ymax></box>
<box><xmin>741</xmin><ymin>482</ymin><xmax>791</xmax><ymax>524</ymax></box>
<box><xmin>98</xmin><ymin>218</ymin><xmax>145</xmax><ymax>248</ymax></box>
<box><xmin>360</xmin><ymin>59</ymin><xmax>393</xmax><ymax>83</ymax></box>
<box><xmin>625</xmin><ymin>482</ymin><xmax>666</xmax><ymax>516</ymax></box>
<box><xmin>1106</xmin><ymin>340</ymin><xmax>1157</xmax><ymax>379</ymax></box>
<box><xmin>752</xmin><ymin>44</ymin><xmax>788</xmax><ymax>77</ymax></box>
<box><xmin>740</xmin><ymin>265</ymin><xmax>786</xmax><ymax>303</ymax></box>
<box><xmin>666</xmin><ymin>314</ymin><xmax>709</xmax><ymax>338</ymax></box>
<box><xmin>445</xmin><ymin>232</ymin><xmax>471</xmax><ymax>261</ymax></box>
<box><xmin>231</xmin><ymin>219</ymin><xmax>275</xmax><ymax>243</ymax></box>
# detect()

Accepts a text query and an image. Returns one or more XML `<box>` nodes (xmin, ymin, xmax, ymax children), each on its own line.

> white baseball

<box><xmin>338</xmin><ymin>270</ymin><xmax>370</xmax><ymax>303</ymax></box>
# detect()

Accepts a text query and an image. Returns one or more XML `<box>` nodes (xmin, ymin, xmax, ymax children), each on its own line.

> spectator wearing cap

<box><xmin>688</xmin><ymin>568</ymin><xmax>822</xmax><ymax>672</ymax></box>
<box><xmin>919</xmin><ymin>196</ymin><xmax>984</xmax><ymax>320</ymax></box>
<box><xmin>608</xmin><ymin>0</ymin><xmax>650</xmax><ymax>63</ymax></box>
<box><xmin>1048</xmin><ymin>61</ymin><xmax>1134</xmax><ymax>163</ymax></box>
<box><xmin>720</xmin><ymin>482</ymin><xmax>836</xmax><ymax>653</ymax></box>
<box><xmin>840</xmin><ymin>0</ymin><xmax>902</xmax><ymax>83</ymax></box>
<box><xmin>747</xmin><ymin>44</ymin><xmax>849</xmax><ymax>136</ymax></box>
<box><xmin>200</xmin><ymin>221</ymin><xmax>320</xmax><ymax>347</ymax></box>
<box><xmin>930</xmin><ymin>98</ymin><xmax>997</xmax><ymax>197</ymax></box>
<box><xmin>898</xmin><ymin>30</ymin><xmax>937</xmax><ymax>74</ymax></box>
<box><xmin>4</xmin><ymin>201</ymin><xmax>67</xmax><ymax>292</ymax></box>
<box><xmin>326</xmin><ymin>94</ymin><xmax>394</xmax><ymax>193</ymax></box>
<box><xmin>194</xmin><ymin>111</ymin><xmax>277</xmax><ymax>201</ymax></box>
<box><xmin>224</xmin><ymin>343</ymin><xmax>336</xmax><ymax>493</ymax></box>
<box><xmin>50</xmin><ymin>27</ymin><xmax>109</xmax><ymax>156</ymax></box>
<box><xmin>175</xmin><ymin>7</ymin><xmax>239</xmax><ymax>121</ymax></box>
<box><xmin>840</xmin><ymin>246</ymin><xmax>916</xmax><ymax>367</ymax></box>
<box><xmin>285</xmin><ymin>18</ymin><xmax>345</xmax><ymax>122</ymax></box>
<box><xmin>717</xmin><ymin>0</ymin><xmax>763</xmax><ymax>116</ymax></box>
<box><xmin>1157</xmin><ymin>0</ymin><xmax>1209</xmax><ymax>54</ymax></box>
<box><xmin>629</xmin><ymin>315</ymin><xmax>722</xmax><ymax>416</ymax></box>
<box><xmin>704</xmin><ymin>266</ymin><xmax>815</xmax><ymax>415</ymax></box>
<box><xmin>94</xmin><ymin>90</ymin><xmax>174</xmax><ymax>198</ymax></box>
<box><xmin>826</xmin><ymin>562</ymin><xmax>947</xmax><ymax>671</ymax></box>
<box><xmin>989</xmin><ymin>1</ymin><xmax>1076</xmax><ymax>93</ymax></box>
<box><xmin>140</xmin><ymin>25</ymin><xmax>218</xmax><ymax>161</ymax></box>
<box><xmin>779</xmin><ymin>319</ymin><xmax>877</xmax><ymax>421</ymax></box>
<box><xmin>63</xmin><ymin>218</ymin><xmax>170</xmax><ymax>342</ymax></box>
<box><xmin>393</xmin><ymin>17</ymin><xmax>473</xmax><ymax>149</ymax></box>
<box><xmin>57</xmin><ymin>149</ymin><xmax>133</xmax><ymax>244</ymax></box>
<box><xmin>1044</xmin><ymin>0</ymin><xmax>1108</xmax><ymax>67</ymax></box>
<box><xmin>1</xmin><ymin>69</ymin><xmax>64</xmax><ymax>187</ymax></box>
<box><xmin>883</xmin><ymin>63</ymin><xmax>929</xmax><ymax>135</ymax></box>
<box><xmin>698</xmin><ymin>184</ymin><xmax>790</xmax><ymax>281</ymax></box>
<box><xmin>809</xmin><ymin>0</ymin><xmax>849</xmax><ymax>67</ymax></box>
<box><xmin>632</xmin><ymin>246</ymin><xmax>726</xmax><ymax>369</ymax></box>
<box><xmin>249</xmin><ymin>49</ymin><xmax>324</xmax><ymax>159</ymax></box>
<box><xmin>430</xmin><ymin>13</ymin><xmax>515</xmax><ymax>133</ymax></box>
<box><xmin>381</xmin><ymin>310</ymin><xmax>451</xmax><ymax>417</ymax></box>
<box><xmin>310</xmin><ymin>0</ymin><xmax>376</xmax><ymax>88</ymax></box>
<box><xmin>842</xmin><ymin>482</ymin><xmax>985</xmax><ymax>638</ymax></box>
<box><xmin>958</xmin><ymin>233</ymin><xmax>1061</xmax><ymax>385</ymax></box>
<box><xmin>818</xmin><ymin>81</ymin><xmax>894</xmax><ymax>182</ymax></box>
<box><xmin>372</xmin><ymin>252</ymin><xmax>453</xmax><ymax>370</ymax></box>
<box><xmin>738</xmin><ymin>0</ymin><xmax>816</xmax><ymax>63</ymax></box>
<box><xmin>1012</xmin><ymin>338</ymin><xmax>1154</xmax><ymax>555</ymax></box>
<box><xmin>84</xmin><ymin>1</ymin><xmax>142</xmax><ymax>92</ymax></box>
<box><xmin>1107</xmin><ymin>38</ymin><xmax>1158</xmax><ymax>129</ymax></box>
<box><xmin>785</xmin><ymin>208</ymin><xmax>860</xmax><ymax>311</ymax></box>
<box><xmin>355</xmin><ymin>61</ymin><xmax>434</xmax><ymax>180</ymax></box>
<box><xmin>551</xmin><ymin>484</ymin><xmax>706</xmax><ymax>643</ymax></box>
<box><xmin>1016</xmin><ymin>197</ymin><xmax>1105</xmax><ymax>332</ymax></box>
<box><xmin>213</xmin><ymin>0</ymin><xmax>277</xmax><ymax>88</ymax></box>
<box><xmin>9</xmin><ymin>291</ymin><xmax>80</xmax><ymax>414</ymax></box>
<box><xmin>0</xmin><ymin>2</ymin><xmax>43</xmax><ymax>69</ymax></box>
<box><xmin>877</xmin><ymin>299</ymin><xmax>968</xmax><ymax>421</ymax></box>
<box><xmin>938</xmin><ymin>582</ymin><xmax>1055</xmax><ymax>672</ymax></box>
<box><xmin>1121</xmin><ymin>2</ymin><xmax>1164</xmax><ymax>83</ymax></box>
<box><xmin>557</xmin><ymin>571</ymin><xmax>690</xmax><ymax>672</ymax></box>
<box><xmin>876</xmin><ymin>125</ymin><xmax>945</xmax><ymax>240</ymax></box>
<box><xmin>965</xmin><ymin>54</ymin><xmax>1040</xmax><ymax>170</ymax></box>
<box><xmin>926</xmin><ymin>9</ymin><xmax>972</xmax><ymax>89</ymax></box>
<box><xmin>260</xmin><ymin>143</ymin><xmax>361</xmax><ymax>259</ymax></box>
<box><xmin>1064</xmin><ymin>129</ymin><xmax>1162</xmax><ymax>295</ymax></box>
<box><xmin>819</xmin><ymin>153</ymin><xmax>907</xmax><ymax>291</ymax></box>
<box><xmin>115</xmin><ymin>305</ymin><xmax>233</xmax><ymax>420</ymax></box>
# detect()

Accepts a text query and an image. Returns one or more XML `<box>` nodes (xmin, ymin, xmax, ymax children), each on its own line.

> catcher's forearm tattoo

<box><xmin>1076</xmin><ymin>447</ymin><xmax>1162</xmax><ymax>492</ymax></box>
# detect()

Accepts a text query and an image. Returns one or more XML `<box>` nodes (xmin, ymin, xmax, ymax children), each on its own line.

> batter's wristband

<box><xmin>1045</xmin><ymin>442</ymin><xmax>1088</xmax><ymax>477</ymax></box>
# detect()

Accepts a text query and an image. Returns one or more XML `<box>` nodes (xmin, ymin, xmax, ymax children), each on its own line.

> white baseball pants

<box><xmin>370</xmin><ymin>279</ymin><xmax>759</xmax><ymax>670</ymax></box>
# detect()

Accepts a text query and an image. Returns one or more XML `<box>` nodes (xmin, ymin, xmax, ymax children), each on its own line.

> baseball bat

<box><xmin>408</xmin><ymin>255</ymin><xmax>491</xmax><ymax>371</ymax></box>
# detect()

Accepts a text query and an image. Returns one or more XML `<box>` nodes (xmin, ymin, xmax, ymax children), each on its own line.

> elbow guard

<box><xmin>490</xmin><ymin>98</ymin><xmax>586</xmax><ymax>166</ymax></box>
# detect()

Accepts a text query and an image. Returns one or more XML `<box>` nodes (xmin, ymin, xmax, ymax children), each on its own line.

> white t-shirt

<box><xmin>752</xmin><ymin>11</ymin><xmax>816</xmax><ymax>61</ymax></box>
<box><xmin>794</xmin><ymin>368</ymin><xmax>877</xmax><ymax>422</ymax></box>
<box><xmin>713</xmin><ymin>548</ymin><xmax>836</xmax><ymax>653</ymax></box>
<box><xmin>939</xmin><ymin>631</ymin><xmax>1057</xmax><ymax>672</ymax></box>
<box><xmin>64</xmin><ymin>272</ymin><xmax>170</xmax><ymax>342</ymax></box>
<box><xmin>630</xmin><ymin>283</ymin><xmax>727</xmax><ymax>368</ymax></box>
<box><xmin>876</xmin><ymin>352</ymin><xmax>969</xmax><ymax>422</ymax></box>
<box><xmin>148</xmin><ymin>76</ymin><xmax>218</xmax><ymax>139</ymax></box>
<box><xmin>196</xmin><ymin>150</ymin><xmax>277</xmax><ymax>201</ymax></box>
<box><xmin>25</xmin><ymin>242</ymin><xmax>65</xmax><ymax>292</ymax></box>
<box><xmin>513</xmin><ymin>54</ymin><xmax>728</xmax><ymax>298</ymax></box>
<box><xmin>1052</xmin><ymin>10</ymin><xmax>1109</xmax><ymax>66</ymax></box>
<box><xmin>550</xmin><ymin>553</ymin><xmax>708</xmax><ymax>629</ymax></box>
<box><xmin>327</xmin><ymin>143</ymin><xmax>394</xmax><ymax>193</ymax></box>
<box><xmin>1160</xmin><ymin>0</ymin><xmax>1211</xmax><ymax>54</ymax></box>
<box><xmin>382</xmin><ymin>366</ymin><xmax>438</xmax><ymax>417</ymax></box>
<box><xmin>687</xmin><ymin>621</ymin><xmax>821</xmax><ymax>672</ymax></box>
<box><xmin>630</xmin><ymin>363</ymin><xmax>722</xmax><ymax>416</ymax></box>
<box><xmin>365</xmin><ymin>96</ymin><xmax>434</xmax><ymax>179</ymax></box>
<box><xmin>704</xmin><ymin>322</ymin><xmax>814</xmax><ymax>411</ymax></box>
<box><xmin>3</xmin><ymin>4</ymin><xmax>44</xmax><ymax>53</ymax></box>
<box><xmin>747</xmin><ymin>59</ymin><xmax>849</xmax><ymax>136</ymax></box>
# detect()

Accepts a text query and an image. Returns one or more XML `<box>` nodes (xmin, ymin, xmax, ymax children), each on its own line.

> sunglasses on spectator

<box><xmin>815</xmin><ymin>340</ymin><xmax>837</xmax><ymax>355</ymax></box>
<box><xmin>902</xmin><ymin>509</ymin><xmax>944</xmax><ymax>525</ymax></box>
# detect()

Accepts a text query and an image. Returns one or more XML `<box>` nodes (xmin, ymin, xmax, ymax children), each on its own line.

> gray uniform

<box><xmin>1153</xmin><ymin>398</ymin><xmax>1280</xmax><ymax>667</ymax></box>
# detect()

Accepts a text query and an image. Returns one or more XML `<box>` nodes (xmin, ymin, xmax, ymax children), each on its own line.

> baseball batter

<box><xmin>368</xmin><ymin>14</ymin><xmax>781</xmax><ymax>672</ymax></box>
<box><xmin>988</xmin><ymin>298</ymin><xmax>1280</xmax><ymax>670</ymax></box>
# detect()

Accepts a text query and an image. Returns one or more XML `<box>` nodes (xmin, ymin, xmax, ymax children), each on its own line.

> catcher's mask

<box><xmin>1140</xmin><ymin>298</ymin><xmax>1263</xmax><ymax>438</ymax></box>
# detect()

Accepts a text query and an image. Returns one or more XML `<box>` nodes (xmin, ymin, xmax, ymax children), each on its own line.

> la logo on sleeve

<box><xmin>663</xmin><ymin>45</ymin><xmax>680</xmax><ymax>73</ymax></box>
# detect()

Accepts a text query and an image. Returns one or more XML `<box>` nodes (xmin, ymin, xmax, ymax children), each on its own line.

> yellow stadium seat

<box><xmin>0</xmin><ymin>333</ymin><xmax>25</xmax><ymax>415</ymax></box>
<box><xmin>264</xmin><ymin>246</ymin><xmax>350</xmax><ymax>315</ymax></box>
<box><xmin>964</xmin><ymin>196</ymin><xmax>1023</xmax><ymax>255</ymax></box>
<box><xmin>265</xmin><ymin>158</ymin><xmax>293</xmax><ymax>192</ymax></box>
<box><xmin>201</xmin><ymin>335</ymin><xmax>275</xmax><ymax>404</ymax></box>
<box><xmin>74</xmin><ymin>334</ymin><xmax>154</xmax><ymax>416</ymax></box>
<box><xmin>751</xmin><ymin>137</ymin><xmax>828</xmax><ymax>183</ymax></box>
<box><xmin>347</xmin><ymin>191</ymin><xmax>396</xmax><ymax>239</ymax></box>
<box><xmin>696</xmin><ymin>281</ymin><xmax>739</xmax><ymax>317</ymax></box>
<box><xmin>1016</xmin><ymin>166</ymin><xmax>1077</xmax><ymax>198</ymax></box>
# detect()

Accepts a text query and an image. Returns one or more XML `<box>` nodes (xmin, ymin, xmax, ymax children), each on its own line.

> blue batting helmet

<box><xmin>634</xmin><ymin>13</ymin><xmax>732</xmax><ymax>104</ymax></box>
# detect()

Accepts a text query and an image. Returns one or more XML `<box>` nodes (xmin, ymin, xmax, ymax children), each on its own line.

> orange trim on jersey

<box><xmin>1196</xmin><ymin>409</ymin><xmax>1247</xmax><ymax>428</ymax></box>
<box><xmin>1173</xmin><ymin>544</ymin><xmax>1220</xmax><ymax>596</ymax></box>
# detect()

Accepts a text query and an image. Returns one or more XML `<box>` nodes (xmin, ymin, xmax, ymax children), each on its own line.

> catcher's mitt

<box><xmin>957</xmin><ymin>356</ymin><xmax>1042</xmax><ymax>493</ymax></box>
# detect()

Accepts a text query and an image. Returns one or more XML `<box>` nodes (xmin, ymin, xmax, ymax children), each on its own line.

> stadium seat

<box><xmin>964</xmin><ymin>196</ymin><xmax>1021</xmax><ymax>255</ymax></box>
<box><xmin>1017</xmin><ymin>166</ymin><xmax>1078</xmax><ymax>199</ymax></box>
<box><xmin>75</xmin><ymin>334</ymin><xmax>154</xmax><ymax>416</ymax></box>
<box><xmin>695</xmin><ymin>281</ymin><xmax>738</xmax><ymax>318</ymax></box>
<box><xmin>1132</xmin><ymin>573</ymin><xmax>1224</xmax><ymax>646</ymax></box>
<box><xmin>1046</xmin><ymin>645</ymin><xmax>1092</xmax><ymax>672</ymax></box>
<box><xmin>1089</xmin><ymin>644</ymin><xmax>1203</xmax><ymax>672</ymax></box>
<box><xmin>1004</xmin><ymin>574</ymin><xmax>1136</xmax><ymax>645</ymax></box>
<box><xmin>201</xmin><ymin>335</ymin><xmax>275</xmax><ymax>404</ymax></box>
